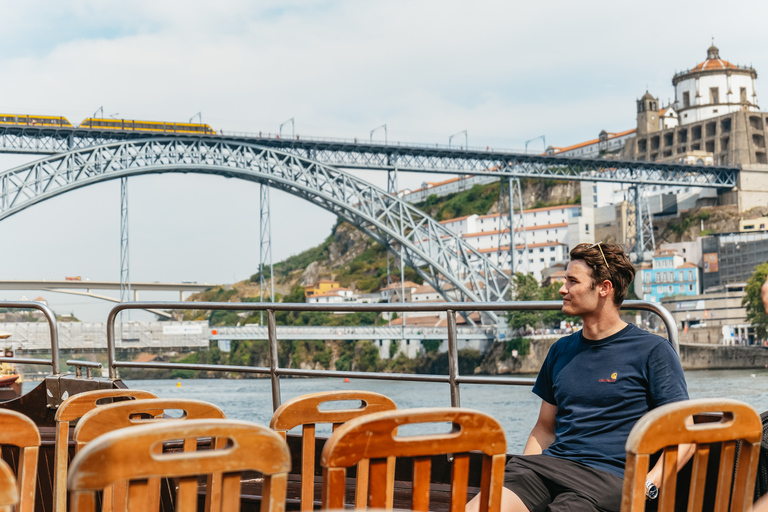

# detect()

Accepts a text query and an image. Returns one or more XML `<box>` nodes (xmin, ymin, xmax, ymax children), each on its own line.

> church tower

<box><xmin>636</xmin><ymin>91</ymin><xmax>659</xmax><ymax>136</ymax></box>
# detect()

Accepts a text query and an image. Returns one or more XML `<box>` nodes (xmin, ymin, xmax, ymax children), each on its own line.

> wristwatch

<box><xmin>645</xmin><ymin>480</ymin><xmax>659</xmax><ymax>500</ymax></box>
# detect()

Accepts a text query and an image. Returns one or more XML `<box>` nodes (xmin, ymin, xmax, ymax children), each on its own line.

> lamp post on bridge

<box><xmin>449</xmin><ymin>130</ymin><xmax>468</xmax><ymax>149</ymax></box>
<box><xmin>279</xmin><ymin>118</ymin><xmax>294</xmax><ymax>139</ymax></box>
<box><xmin>370</xmin><ymin>124</ymin><xmax>387</xmax><ymax>144</ymax></box>
<box><xmin>525</xmin><ymin>135</ymin><xmax>546</xmax><ymax>154</ymax></box>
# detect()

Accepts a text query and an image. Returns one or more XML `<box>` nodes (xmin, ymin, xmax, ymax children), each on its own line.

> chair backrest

<box><xmin>68</xmin><ymin>419</ymin><xmax>292</xmax><ymax>512</ymax></box>
<box><xmin>270</xmin><ymin>390</ymin><xmax>397</xmax><ymax>511</ymax></box>
<box><xmin>320</xmin><ymin>407</ymin><xmax>507</xmax><ymax>512</ymax></box>
<box><xmin>0</xmin><ymin>459</ymin><xmax>18</xmax><ymax>512</ymax></box>
<box><xmin>621</xmin><ymin>398</ymin><xmax>763</xmax><ymax>512</ymax></box>
<box><xmin>53</xmin><ymin>389</ymin><xmax>158</xmax><ymax>512</ymax></box>
<box><xmin>0</xmin><ymin>410</ymin><xmax>40</xmax><ymax>512</ymax></box>
<box><xmin>74</xmin><ymin>398</ymin><xmax>225</xmax><ymax>512</ymax></box>
<box><xmin>74</xmin><ymin>398</ymin><xmax>226</xmax><ymax>448</ymax></box>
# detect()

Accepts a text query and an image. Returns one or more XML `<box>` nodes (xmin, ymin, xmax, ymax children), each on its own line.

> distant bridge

<box><xmin>0</xmin><ymin>126</ymin><xmax>739</xmax><ymax>188</ymax></box>
<box><xmin>0</xmin><ymin>279</ymin><xmax>210</xmax><ymax>297</ymax></box>
<box><xmin>0</xmin><ymin>321</ymin><xmax>499</xmax><ymax>356</ymax></box>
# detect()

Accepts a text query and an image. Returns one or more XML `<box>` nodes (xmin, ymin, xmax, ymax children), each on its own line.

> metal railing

<box><xmin>215</xmin><ymin>130</ymin><xmax>545</xmax><ymax>155</ymax></box>
<box><xmin>106</xmin><ymin>300</ymin><xmax>679</xmax><ymax>411</ymax></box>
<box><xmin>0</xmin><ymin>301</ymin><xmax>59</xmax><ymax>374</ymax></box>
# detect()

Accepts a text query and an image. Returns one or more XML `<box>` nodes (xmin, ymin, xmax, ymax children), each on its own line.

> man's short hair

<box><xmin>569</xmin><ymin>243</ymin><xmax>635</xmax><ymax>307</ymax></box>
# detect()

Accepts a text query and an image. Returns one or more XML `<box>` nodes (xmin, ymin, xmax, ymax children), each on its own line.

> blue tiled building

<box><xmin>639</xmin><ymin>250</ymin><xmax>701</xmax><ymax>302</ymax></box>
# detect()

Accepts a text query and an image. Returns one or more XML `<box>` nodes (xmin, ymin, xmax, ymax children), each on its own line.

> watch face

<box><xmin>646</xmin><ymin>482</ymin><xmax>659</xmax><ymax>500</ymax></box>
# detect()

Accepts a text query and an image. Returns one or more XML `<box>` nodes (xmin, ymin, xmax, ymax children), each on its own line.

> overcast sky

<box><xmin>0</xmin><ymin>0</ymin><xmax>765</xmax><ymax>321</ymax></box>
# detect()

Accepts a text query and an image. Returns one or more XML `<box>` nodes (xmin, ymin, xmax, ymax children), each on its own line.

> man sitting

<box><xmin>468</xmin><ymin>242</ymin><xmax>689</xmax><ymax>512</ymax></box>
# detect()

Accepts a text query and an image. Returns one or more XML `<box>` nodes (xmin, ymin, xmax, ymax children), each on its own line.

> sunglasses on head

<box><xmin>577</xmin><ymin>242</ymin><xmax>610</xmax><ymax>270</ymax></box>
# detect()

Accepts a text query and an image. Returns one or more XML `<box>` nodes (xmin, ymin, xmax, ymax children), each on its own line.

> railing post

<box><xmin>107</xmin><ymin>308</ymin><xmax>118</xmax><ymax>379</ymax></box>
<box><xmin>267</xmin><ymin>308</ymin><xmax>281</xmax><ymax>410</ymax></box>
<box><xmin>446</xmin><ymin>309</ymin><xmax>460</xmax><ymax>407</ymax></box>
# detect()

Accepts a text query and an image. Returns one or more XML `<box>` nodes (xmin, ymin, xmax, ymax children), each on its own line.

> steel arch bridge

<box><xmin>0</xmin><ymin>138</ymin><xmax>512</xmax><ymax>322</ymax></box>
<box><xmin>0</xmin><ymin>126</ymin><xmax>739</xmax><ymax>187</ymax></box>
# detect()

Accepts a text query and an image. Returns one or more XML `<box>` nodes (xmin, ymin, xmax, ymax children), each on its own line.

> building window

<box><xmin>687</xmin><ymin>270</ymin><xmax>693</xmax><ymax>281</ymax></box>
<box><xmin>710</xmin><ymin>87</ymin><xmax>719</xmax><ymax>105</ymax></box>
<box><xmin>688</xmin><ymin>284</ymin><xmax>694</xmax><ymax>292</ymax></box>
<box><xmin>683</xmin><ymin>92</ymin><xmax>690</xmax><ymax>108</ymax></box>
<box><xmin>668</xmin><ymin>285</ymin><xmax>673</xmax><ymax>292</ymax></box>
<box><xmin>741</xmin><ymin>87</ymin><xmax>747</xmax><ymax>103</ymax></box>
<box><xmin>657</xmin><ymin>285</ymin><xmax>663</xmax><ymax>293</ymax></box>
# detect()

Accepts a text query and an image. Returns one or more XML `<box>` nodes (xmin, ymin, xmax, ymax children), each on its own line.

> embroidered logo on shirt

<box><xmin>599</xmin><ymin>372</ymin><xmax>618</xmax><ymax>383</ymax></box>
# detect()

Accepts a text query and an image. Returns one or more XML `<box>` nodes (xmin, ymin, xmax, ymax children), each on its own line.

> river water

<box><xmin>112</xmin><ymin>369</ymin><xmax>768</xmax><ymax>454</ymax></box>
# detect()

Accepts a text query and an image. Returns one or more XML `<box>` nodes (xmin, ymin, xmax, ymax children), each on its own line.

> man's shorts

<box><xmin>503</xmin><ymin>454</ymin><xmax>624</xmax><ymax>512</ymax></box>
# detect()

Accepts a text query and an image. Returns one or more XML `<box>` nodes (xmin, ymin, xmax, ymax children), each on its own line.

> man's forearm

<box><xmin>523</xmin><ymin>425</ymin><xmax>555</xmax><ymax>455</ymax></box>
<box><xmin>646</xmin><ymin>441</ymin><xmax>695</xmax><ymax>488</ymax></box>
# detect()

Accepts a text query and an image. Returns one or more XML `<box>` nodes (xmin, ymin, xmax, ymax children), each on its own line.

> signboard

<box><xmin>676</xmin><ymin>300</ymin><xmax>705</xmax><ymax>310</ymax></box>
<box><xmin>703</xmin><ymin>253</ymin><xmax>719</xmax><ymax>273</ymax></box>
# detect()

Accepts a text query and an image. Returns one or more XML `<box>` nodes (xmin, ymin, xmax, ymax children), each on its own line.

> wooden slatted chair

<box><xmin>54</xmin><ymin>389</ymin><xmax>158</xmax><ymax>512</ymax></box>
<box><xmin>621</xmin><ymin>398</ymin><xmax>763</xmax><ymax>512</ymax></box>
<box><xmin>0</xmin><ymin>459</ymin><xmax>19</xmax><ymax>512</ymax></box>
<box><xmin>0</xmin><ymin>410</ymin><xmax>40</xmax><ymax>512</ymax></box>
<box><xmin>73</xmin><ymin>398</ymin><xmax>226</xmax><ymax>512</ymax></box>
<box><xmin>320</xmin><ymin>407</ymin><xmax>507</xmax><ymax>512</ymax></box>
<box><xmin>270</xmin><ymin>390</ymin><xmax>397</xmax><ymax>510</ymax></box>
<box><xmin>67</xmin><ymin>418</ymin><xmax>291</xmax><ymax>512</ymax></box>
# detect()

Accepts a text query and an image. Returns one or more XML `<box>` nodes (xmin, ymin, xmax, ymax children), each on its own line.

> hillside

<box><xmin>651</xmin><ymin>204</ymin><xmax>768</xmax><ymax>244</ymax></box>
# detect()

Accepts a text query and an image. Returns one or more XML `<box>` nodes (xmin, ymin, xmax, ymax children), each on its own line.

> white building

<box><xmin>305</xmin><ymin>288</ymin><xmax>355</xmax><ymax>304</ymax></box>
<box><xmin>435</xmin><ymin>205</ymin><xmax>580</xmax><ymax>281</ymax></box>
<box><xmin>672</xmin><ymin>44</ymin><xmax>759</xmax><ymax>125</ymax></box>
<box><xmin>546</xmin><ymin>129</ymin><xmax>636</xmax><ymax>158</ymax></box>
<box><xmin>400</xmin><ymin>174</ymin><xmax>498</xmax><ymax>203</ymax></box>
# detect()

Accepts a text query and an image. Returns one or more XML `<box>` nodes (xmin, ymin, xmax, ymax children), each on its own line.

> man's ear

<box><xmin>599</xmin><ymin>280</ymin><xmax>614</xmax><ymax>298</ymax></box>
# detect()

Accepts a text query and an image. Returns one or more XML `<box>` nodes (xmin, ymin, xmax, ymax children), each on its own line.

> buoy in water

<box><xmin>344</xmin><ymin>378</ymin><xmax>350</xmax><ymax>383</ymax></box>
<box><xmin>177</xmin><ymin>382</ymin><xmax>182</xmax><ymax>388</ymax></box>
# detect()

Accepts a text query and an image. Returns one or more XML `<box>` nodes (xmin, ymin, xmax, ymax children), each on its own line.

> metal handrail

<box><xmin>106</xmin><ymin>300</ymin><xmax>679</xmax><ymax>411</ymax></box>
<box><xmin>66</xmin><ymin>360</ymin><xmax>102</xmax><ymax>378</ymax></box>
<box><xmin>0</xmin><ymin>301</ymin><xmax>60</xmax><ymax>374</ymax></box>
<box><xmin>215</xmin><ymin>130</ymin><xmax>544</xmax><ymax>155</ymax></box>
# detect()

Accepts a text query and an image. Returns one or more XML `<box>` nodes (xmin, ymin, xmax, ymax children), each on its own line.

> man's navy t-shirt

<box><xmin>532</xmin><ymin>323</ymin><xmax>688</xmax><ymax>479</ymax></box>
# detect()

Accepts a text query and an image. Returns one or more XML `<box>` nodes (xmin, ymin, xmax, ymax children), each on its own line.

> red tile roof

<box><xmin>551</xmin><ymin>129</ymin><xmax>636</xmax><ymax>154</ymax></box>
<box><xmin>691</xmin><ymin>58</ymin><xmax>739</xmax><ymax>72</ymax></box>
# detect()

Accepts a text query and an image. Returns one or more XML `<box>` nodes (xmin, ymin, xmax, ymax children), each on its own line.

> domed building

<box><xmin>619</xmin><ymin>44</ymin><xmax>768</xmax><ymax>214</ymax></box>
<box><xmin>672</xmin><ymin>44</ymin><xmax>758</xmax><ymax>125</ymax></box>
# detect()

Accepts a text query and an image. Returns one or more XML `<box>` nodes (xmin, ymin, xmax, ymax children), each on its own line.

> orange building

<box><xmin>304</xmin><ymin>280</ymin><xmax>341</xmax><ymax>298</ymax></box>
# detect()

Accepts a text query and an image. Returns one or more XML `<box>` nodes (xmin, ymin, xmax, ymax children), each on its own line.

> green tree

<box><xmin>743</xmin><ymin>262</ymin><xmax>768</xmax><ymax>340</ymax></box>
<box><xmin>508</xmin><ymin>273</ymin><xmax>542</xmax><ymax>330</ymax></box>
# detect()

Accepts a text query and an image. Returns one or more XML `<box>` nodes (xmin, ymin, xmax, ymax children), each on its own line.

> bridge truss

<box><xmin>0</xmin><ymin>127</ymin><xmax>739</xmax><ymax>188</ymax></box>
<box><xmin>0</xmin><ymin>138</ymin><xmax>513</xmax><ymax>323</ymax></box>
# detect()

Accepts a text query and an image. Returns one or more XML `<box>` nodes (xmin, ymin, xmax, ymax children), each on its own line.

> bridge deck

<box><xmin>0</xmin><ymin>126</ymin><xmax>738</xmax><ymax>187</ymax></box>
